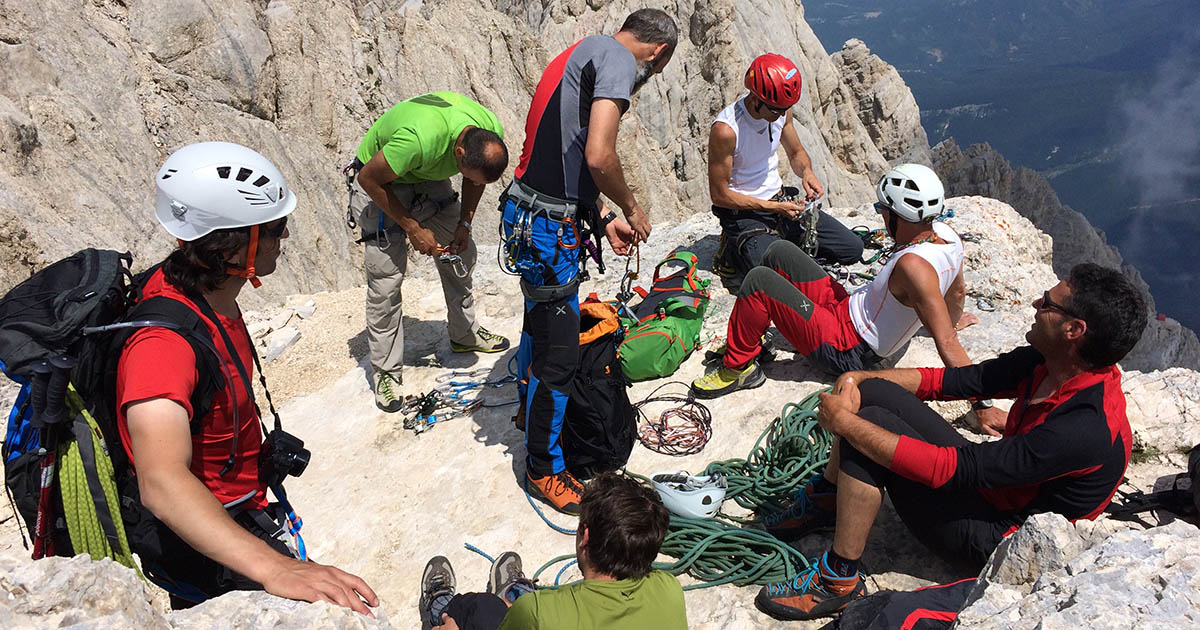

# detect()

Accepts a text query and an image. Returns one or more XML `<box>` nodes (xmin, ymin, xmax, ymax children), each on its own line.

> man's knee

<box><xmin>858</xmin><ymin>377</ymin><xmax>912</xmax><ymax>407</ymax></box>
<box><xmin>738</xmin><ymin>265</ymin><xmax>784</xmax><ymax>298</ymax></box>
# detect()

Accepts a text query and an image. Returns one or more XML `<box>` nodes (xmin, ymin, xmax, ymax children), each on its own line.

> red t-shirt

<box><xmin>115</xmin><ymin>269</ymin><xmax>266</xmax><ymax>509</ymax></box>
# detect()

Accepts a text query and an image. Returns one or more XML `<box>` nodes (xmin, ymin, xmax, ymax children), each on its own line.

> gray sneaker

<box><xmin>487</xmin><ymin>551</ymin><xmax>537</xmax><ymax>604</ymax></box>
<box><xmin>451</xmin><ymin>326</ymin><xmax>511</xmax><ymax>353</ymax></box>
<box><xmin>419</xmin><ymin>556</ymin><xmax>456</xmax><ymax>629</ymax></box>
<box><xmin>374</xmin><ymin>371</ymin><xmax>403</xmax><ymax>413</ymax></box>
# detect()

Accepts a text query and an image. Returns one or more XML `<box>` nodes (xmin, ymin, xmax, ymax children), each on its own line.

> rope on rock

<box><xmin>634</xmin><ymin>381</ymin><xmax>713</xmax><ymax>456</ymax></box>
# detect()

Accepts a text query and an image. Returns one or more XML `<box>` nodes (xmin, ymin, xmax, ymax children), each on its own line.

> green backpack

<box><xmin>618</xmin><ymin>251</ymin><xmax>711</xmax><ymax>381</ymax></box>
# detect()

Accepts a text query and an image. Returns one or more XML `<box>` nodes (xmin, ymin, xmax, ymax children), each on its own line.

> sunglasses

<box><xmin>755</xmin><ymin>99</ymin><xmax>789</xmax><ymax>116</ymax></box>
<box><xmin>1039</xmin><ymin>290</ymin><xmax>1082</xmax><ymax>320</ymax></box>
<box><xmin>260</xmin><ymin>217</ymin><xmax>288</xmax><ymax>239</ymax></box>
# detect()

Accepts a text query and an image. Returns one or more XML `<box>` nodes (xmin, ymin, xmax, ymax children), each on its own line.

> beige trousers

<box><xmin>352</xmin><ymin>177</ymin><xmax>478</xmax><ymax>378</ymax></box>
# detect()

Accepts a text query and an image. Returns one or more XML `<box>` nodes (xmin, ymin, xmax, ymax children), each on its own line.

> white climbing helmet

<box><xmin>875</xmin><ymin>163</ymin><xmax>945</xmax><ymax>223</ymax></box>
<box><xmin>155</xmin><ymin>141</ymin><xmax>297</xmax><ymax>241</ymax></box>
<box><xmin>652</xmin><ymin>471</ymin><xmax>728</xmax><ymax>520</ymax></box>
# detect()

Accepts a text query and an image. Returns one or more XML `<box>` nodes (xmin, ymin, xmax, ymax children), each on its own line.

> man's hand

<box><xmin>974</xmin><ymin>406</ymin><xmax>1007</xmax><ymax>437</ymax></box>
<box><xmin>448</xmin><ymin>225</ymin><xmax>470</xmax><ymax>255</ymax></box>
<box><xmin>800</xmin><ymin>168</ymin><xmax>824</xmax><ymax>201</ymax></box>
<box><xmin>818</xmin><ymin>373</ymin><xmax>863</xmax><ymax>433</ymax></box>
<box><xmin>407</xmin><ymin>224</ymin><xmax>440</xmax><ymax>256</ymax></box>
<box><xmin>775</xmin><ymin>200</ymin><xmax>807</xmax><ymax>221</ymax></box>
<box><xmin>260</xmin><ymin>557</ymin><xmax>379</xmax><ymax>617</ymax></box>
<box><xmin>605</xmin><ymin>215</ymin><xmax>635</xmax><ymax>255</ymax></box>
<box><xmin>440</xmin><ymin>614</ymin><xmax>461</xmax><ymax>629</ymax></box>
<box><xmin>954</xmin><ymin>312</ymin><xmax>980</xmax><ymax>332</ymax></box>
<box><xmin>624</xmin><ymin>204</ymin><xmax>652</xmax><ymax>243</ymax></box>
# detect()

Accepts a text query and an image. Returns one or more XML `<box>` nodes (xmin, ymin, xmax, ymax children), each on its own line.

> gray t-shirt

<box><xmin>513</xmin><ymin>35</ymin><xmax>637</xmax><ymax>204</ymax></box>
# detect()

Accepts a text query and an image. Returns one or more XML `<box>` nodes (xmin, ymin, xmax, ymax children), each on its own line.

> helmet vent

<box><xmin>252</xmin><ymin>175</ymin><xmax>270</xmax><ymax>187</ymax></box>
<box><xmin>239</xmin><ymin>188</ymin><xmax>270</xmax><ymax>206</ymax></box>
<box><xmin>160</xmin><ymin>168</ymin><xmax>177</xmax><ymax>180</ymax></box>
<box><xmin>928</xmin><ymin>198</ymin><xmax>940</xmax><ymax>206</ymax></box>
<box><xmin>904</xmin><ymin>179</ymin><xmax>919</xmax><ymax>191</ymax></box>
<box><xmin>236</xmin><ymin>167</ymin><xmax>253</xmax><ymax>182</ymax></box>
<box><xmin>702</xmin><ymin>496</ymin><xmax>712</xmax><ymax>505</ymax></box>
<box><xmin>904</xmin><ymin>197</ymin><xmax>923</xmax><ymax>208</ymax></box>
<box><xmin>217</xmin><ymin>166</ymin><xmax>231</xmax><ymax>179</ymax></box>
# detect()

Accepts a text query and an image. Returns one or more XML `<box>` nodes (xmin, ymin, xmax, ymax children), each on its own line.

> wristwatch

<box><xmin>598</xmin><ymin>211</ymin><xmax>618</xmax><ymax>230</ymax></box>
<box><xmin>458</xmin><ymin>219</ymin><xmax>472</xmax><ymax>231</ymax></box>
<box><xmin>971</xmin><ymin>399</ymin><xmax>994</xmax><ymax>411</ymax></box>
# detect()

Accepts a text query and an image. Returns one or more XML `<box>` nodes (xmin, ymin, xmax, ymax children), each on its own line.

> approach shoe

<box><xmin>419</xmin><ymin>555</ymin><xmax>457</xmax><ymax>630</ymax></box>
<box><xmin>762</xmin><ymin>474</ymin><xmax>837</xmax><ymax>541</ymax></box>
<box><xmin>755</xmin><ymin>552</ymin><xmax>866</xmax><ymax>621</ymax></box>
<box><xmin>451</xmin><ymin>326</ymin><xmax>511</xmax><ymax>353</ymax></box>
<box><xmin>488</xmin><ymin>551</ymin><xmax>538</xmax><ymax>604</ymax></box>
<box><xmin>691</xmin><ymin>361</ymin><xmax>765</xmax><ymax>399</ymax></box>
<box><xmin>527</xmin><ymin>469</ymin><xmax>585</xmax><ymax>515</ymax></box>
<box><xmin>373</xmin><ymin>370</ymin><xmax>403</xmax><ymax>413</ymax></box>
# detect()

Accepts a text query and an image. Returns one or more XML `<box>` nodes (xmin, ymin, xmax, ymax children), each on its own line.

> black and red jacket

<box><xmin>892</xmin><ymin>346</ymin><xmax>1131</xmax><ymax>525</ymax></box>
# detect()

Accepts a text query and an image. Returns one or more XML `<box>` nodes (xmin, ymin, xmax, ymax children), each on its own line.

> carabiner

<box><xmin>435</xmin><ymin>368</ymin><xmax>491</xmax><ymax>384</ymax></box>
<box><xmin>558</xmin><ymin>217</ymin><xmax>580</xmax><ymax>250</ymax></box>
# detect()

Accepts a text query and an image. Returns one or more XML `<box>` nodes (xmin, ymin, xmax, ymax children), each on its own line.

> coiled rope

<box><xmin>634</xmin><ymin>381</ymin><xmax>713</xmax><ymax>456</ymax></box>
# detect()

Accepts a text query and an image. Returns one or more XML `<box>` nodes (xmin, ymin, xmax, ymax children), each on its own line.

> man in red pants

<box><xmin>693</xmin><ymin>164</ymin><xmax>1005</xmax><ymax>434</ymax></box>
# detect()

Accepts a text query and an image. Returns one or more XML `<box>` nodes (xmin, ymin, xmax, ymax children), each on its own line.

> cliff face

<box><xmin>0</xmin><ymin>0</ymin><xmax>934</xmax><ymax>309</ymax></box>
<box><xmin>933</xmin><ymin>139</ymin><xmax>1200</xmax><ymax>371</ymax></box>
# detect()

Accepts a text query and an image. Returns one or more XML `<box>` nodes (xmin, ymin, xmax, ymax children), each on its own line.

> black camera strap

<box><xmin>187</xmin><ymin>291</ymin><xmax>282</xmax><ymax>475</ymax></box>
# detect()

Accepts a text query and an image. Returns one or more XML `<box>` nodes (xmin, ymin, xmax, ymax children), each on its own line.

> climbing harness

<box><xmin>634</xmin><ymin>381</ymin><xmax>713</xmax><ymax>456</ymax></box>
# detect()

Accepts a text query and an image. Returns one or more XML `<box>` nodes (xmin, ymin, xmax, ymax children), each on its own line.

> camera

<box><xmin>259</xmin><ymin>429</ymin><xmax>311</xmax><ymax>488</ymax></box>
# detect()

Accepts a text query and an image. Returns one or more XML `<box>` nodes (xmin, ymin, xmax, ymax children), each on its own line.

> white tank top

<box><xmin>712</xmin><ymin>98</ymin><xmax>784</xmax><ymax>200</ymax></box>
<box><xmin>848</xmin><ymin>222</ymin><xmax>965</xmax><ymax>357</ymax></box>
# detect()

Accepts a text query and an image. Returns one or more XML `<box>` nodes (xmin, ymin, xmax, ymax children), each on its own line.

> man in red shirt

<box><xmin>116</xmin><ymin>142</ymin><xmax>376</xmax><ymax>613</ymax></box>
<box><xmin>755</xmin><ymin>263</ymin><xmax>1147</xmax><ymax>621</ymax></box>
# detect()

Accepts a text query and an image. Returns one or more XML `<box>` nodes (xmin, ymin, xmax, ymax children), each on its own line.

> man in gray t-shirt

<box><xmin>499</xmin><ymin>9</ymin><xmax>678</xmax><ymax>514</ymax></box>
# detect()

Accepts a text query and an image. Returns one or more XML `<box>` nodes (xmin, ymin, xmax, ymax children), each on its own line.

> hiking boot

<box><xmin>451</xmin><ymin>327</ymin><xmax>511</xmax><ymax>353</ymax></box>
<box><xmin>488</xmin><ymin>551</ymin><xmax>537</xmax><ymax>604</ymax></box>
<box><xmin>691</xmin><ymin>361</ymin><xmax>765</xmax><ymax>399</ymax></box>
<box><xmin>713</xmin><ymin>234</ymin><xmax>739</xmax><ymax>278</ymax></box>
<box><xmin>419</xmin><ymin>555</ymin><xmax>456</xmax><ymax>629</ymax></box>
<box><xmin>755</xmin><ymin>553</ymin><xmax>866</xmax><ymax>621</ymax></box>
<box><xmin>762</xmin><ymin>474</ymin><xmax>837</xmax><ymax>541</ymax></box>
<box><xmin>373</xmin><ymin>371</ymin><xmax>403</xmax><ymax>413</ymax></box>
<box><xmin>527</xmin><ymin>469</ymin><xmax>585</xmax><ymax>515</ymax></box>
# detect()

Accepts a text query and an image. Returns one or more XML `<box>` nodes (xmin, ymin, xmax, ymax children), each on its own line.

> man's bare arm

<box><xmin>707</xmin><ymin>123</ymin><xmax>797</xmax><ymax>214</ymax></box>
<box><xmin>128</xmin><ymin>399</ymin><xmax>378</xmax><ymax>615</ymax></box>
<box><xmin>778</xmin><ymin>112</ymin><xmax>824</xmax><ymax>200</ymax></box>
<box><xmin>891</xmin><ymin>254</ymin><xmax>971</xmax><ymax>368</ymax></box>
<box><xmin>357</xmin><ymin>151</ymin><xmax>438</xmax><ymax>255</ymax></box>
<box><xmin>585</xmin><ymin>98</ymin><xmax>650</xmax><ymax>241</ymax></box>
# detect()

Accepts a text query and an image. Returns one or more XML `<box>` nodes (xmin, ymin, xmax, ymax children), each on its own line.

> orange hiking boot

<box><xmin>756</xmin><ymin>552</ymin><xmax>866</xmax><ymax>620</ymax></box>
<box><xmin>527</xmin><ymin>469</ymin><xmax>585</xmax><ymax>515</ymax></box>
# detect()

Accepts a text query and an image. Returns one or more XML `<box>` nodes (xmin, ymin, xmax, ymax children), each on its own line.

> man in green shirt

<box><xmin>417</xmin><ymin>473</ymin><xmax>689</xmax><ymax>630</ymax></box>
<box><xmin>351</xmin><ymin>91</ymin><xmax>512</xmax><ymax>412</ymax></box>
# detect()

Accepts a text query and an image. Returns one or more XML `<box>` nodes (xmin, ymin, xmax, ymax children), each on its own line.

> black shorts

<box><xmin>841</xmin><ymin>379</ymin><xmax>1022</xmax><ymax>570</ymax></box>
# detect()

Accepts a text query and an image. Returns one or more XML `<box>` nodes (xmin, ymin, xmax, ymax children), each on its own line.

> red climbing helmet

<box><xmin>744</xmin><ymin>53</ymin><xmax>802</xmax><ymax>109</ymax></box>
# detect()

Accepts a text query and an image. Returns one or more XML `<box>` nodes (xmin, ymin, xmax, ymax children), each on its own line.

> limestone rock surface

<box><xmin>831</xmin><ymin>38</ymin><xmax>932</xmax><ymax>166</ymax></box>
<box><xmin>957</xmin><ymin>514</ymin><xmax>1200</xmax><ymax>629</ymax></box>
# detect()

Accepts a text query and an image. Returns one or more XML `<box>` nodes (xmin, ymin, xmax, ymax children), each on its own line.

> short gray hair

<box><xmin>620</xmin><ymin>8</ymin><xmax>678</xmax><ymax>54</ymax></box>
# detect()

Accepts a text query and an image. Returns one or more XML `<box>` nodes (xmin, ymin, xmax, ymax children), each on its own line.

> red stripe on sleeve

<box><xmin>891</xmin><ymin>435</ymin><xmax>959</xmax><ymax>488</ymax></box>
<box><xmin>915</xmin><ymin>366</ymin><xmax>946</xmax><ymax>400</ymax></box>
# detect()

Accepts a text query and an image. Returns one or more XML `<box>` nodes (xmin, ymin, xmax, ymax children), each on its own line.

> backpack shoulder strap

<box><xmin>120</xmin><ymin>296</ymin><xmax>224</xmax><ymax>425</ymax></box>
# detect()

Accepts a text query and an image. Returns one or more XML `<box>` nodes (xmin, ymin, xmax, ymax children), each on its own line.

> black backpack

<box><xmin>562</xmin><ymin>300</ymin><xmax>636</xmax><ymax>479</ymax></box>
<box><xmin>0</xmin><ymin>249</ymin><xmax>221</xmax><ymax>564</ymax></box>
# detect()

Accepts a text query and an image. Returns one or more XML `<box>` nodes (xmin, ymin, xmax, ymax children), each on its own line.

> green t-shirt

<box><xmin>497</xmin><ymin>570</ymin><xmax>687</xmax><ymax>630</ymax></box>
<box><xmin>355</xmin><ymin>91</ymin><xmax>503</xmax><ymax>184</ymax></box>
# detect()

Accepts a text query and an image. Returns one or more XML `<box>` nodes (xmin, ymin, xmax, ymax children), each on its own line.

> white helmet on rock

<box><xmin>875</xmin><ymin>163</ymin><xmax>944</xmax><ymax>223</ymax></box>
<box><xmin>155</xmin><ymin>141</ymin><xmax>296</xmax><ymax>241</ymax></box>
<box><xmin>652</xmin><ymin>471</ymin><xmax>728</xmax><ymax>520</ymax></box>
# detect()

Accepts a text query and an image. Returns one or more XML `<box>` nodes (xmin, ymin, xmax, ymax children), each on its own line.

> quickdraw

<box><xmin>341</xmin><ymin>159</ymin><xmax>360</xmax><ymax>230</ymax></box>
<box><xmin>436</xmin><ymin>247</ymin><xmax>468</xmax><ymax>278</ymax></box>
<box><xmin>615</xmin><ymin>244</ymin><xmax>641</xmax><ymax>321</ymax></box>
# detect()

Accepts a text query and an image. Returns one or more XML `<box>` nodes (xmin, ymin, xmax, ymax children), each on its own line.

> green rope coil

<box><xmin>59</xmin><ymin>386</ymin><xmax>140</xmax><ymax>573</ymax></box>
<box><xmin>637</xmin><ymin>389</ymin><xmax>833</xmax><ymax>590</ymax></box>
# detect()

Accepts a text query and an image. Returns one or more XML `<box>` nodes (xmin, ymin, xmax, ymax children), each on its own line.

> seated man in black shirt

<box><xmin>755</xmin><ymin>263</ymin><xmax>1148</xmax><ymax>621</ymax></box>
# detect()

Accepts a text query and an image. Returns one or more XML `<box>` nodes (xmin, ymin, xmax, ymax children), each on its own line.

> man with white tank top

<box><xmin>694</xmin><ymin>164</ymin><xmax>1006</xmax><ymax>431</ymax></box>
<box><xmin>708</xmin><ymin>54</ymin><xmax>863</xmax><ymax>277</ymax></box>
